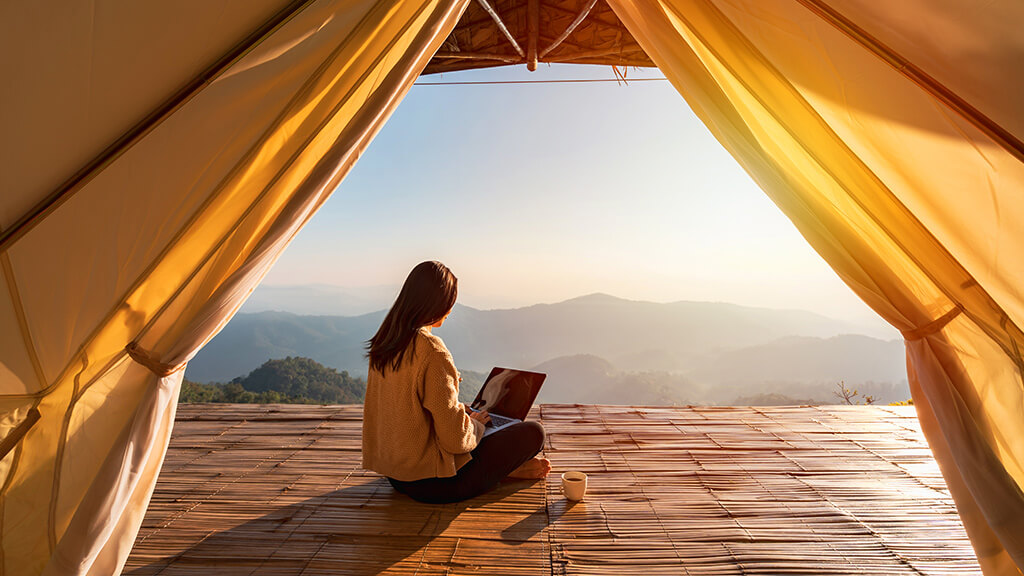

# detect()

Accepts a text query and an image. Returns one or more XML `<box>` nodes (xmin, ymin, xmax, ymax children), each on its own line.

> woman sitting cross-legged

<box><xmin>361</xmin><ymin>260</ymin><xmax>551</xmax><ymax>504</ymax></box>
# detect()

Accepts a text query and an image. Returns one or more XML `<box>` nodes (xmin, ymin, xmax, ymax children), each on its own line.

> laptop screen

<box><xmin>469</xmin><ymin>367</ymin><xmax>546</xmax><ymax>420</ymax></box>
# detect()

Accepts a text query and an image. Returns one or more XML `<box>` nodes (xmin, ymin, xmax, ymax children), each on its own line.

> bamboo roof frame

<box><xmin>424</xmin><ymin>0</ymin><xmax>656</xmax><ymax>75</ymax></box>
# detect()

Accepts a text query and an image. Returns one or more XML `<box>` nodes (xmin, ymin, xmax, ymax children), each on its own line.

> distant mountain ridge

<box><xmin>531</xmin><ymin>336</ymin><xmax>908</xmax><ymax>405</ymax></box>
<box><xmin>186</xmin><ymin>293</ymin><xmax>905</xmax><ymax>405</ymax></box>
<box><xmin>531</xmin><ymin>354</ymin><xmax>697</xmax><ymax>405</ymax></box>
<box><xmin>187</xmin><ymin>309</ymin><xmax>386</xmax><ymax>383</ymax></box>
<box><xmin>425</xmin><ymin>293</ymin><xmax>874</xmax><ymax>373</ymax></box>
<box><xmin>687</xmin><ymin>334</ymin><xmax>904</xmax><ymax>386</ymax></box>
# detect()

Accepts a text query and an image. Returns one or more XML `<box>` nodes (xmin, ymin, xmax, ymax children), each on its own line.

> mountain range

<box><xmin>186</xmin><ymin>293</ymin><xmax>908</xmax><ymax>404</ymax></box>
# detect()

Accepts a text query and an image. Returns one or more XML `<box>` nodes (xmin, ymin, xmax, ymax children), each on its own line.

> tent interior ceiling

<box><xmin>423</xmin><ymin>0</ymin><xmax>654</xmax><ymax>74</ymax></box>
<box><xmin>3</xmin><ymin>0</ymin><xmax>1024</xmax><ymax>574</ymax></box>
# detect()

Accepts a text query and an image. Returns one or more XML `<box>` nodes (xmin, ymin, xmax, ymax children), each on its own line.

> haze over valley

<box><xmin>188</xmin><ymin>291</ymin><xmax>908</xmax><ymax>406</ymax></box>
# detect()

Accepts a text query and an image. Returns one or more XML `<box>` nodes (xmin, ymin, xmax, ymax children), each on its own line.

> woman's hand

<box><xmin>468</xmin><ymin>409</ymin><xmax>491</xmax><ymax>425</ymax></box>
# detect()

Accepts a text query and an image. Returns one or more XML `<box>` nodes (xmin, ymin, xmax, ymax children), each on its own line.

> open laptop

<box><xmin>468</xmin><ymin>367</ymin><xmax>546</xmax><ymax>437</ymax></box>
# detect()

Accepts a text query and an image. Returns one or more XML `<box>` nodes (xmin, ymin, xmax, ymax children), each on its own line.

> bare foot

<box><xmin>507</xmin><ymin>457</ymin><xmax>551</xmax><ymax>479</ymax></box>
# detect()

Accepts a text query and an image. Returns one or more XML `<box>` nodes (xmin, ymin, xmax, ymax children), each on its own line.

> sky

<box><xmin>261</xmin><ymin>63</ymin><xmax>889</xmax><ymax>328</ymax></box>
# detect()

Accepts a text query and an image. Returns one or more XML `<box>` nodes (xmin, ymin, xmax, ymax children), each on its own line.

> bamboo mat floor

<box><xmin>124</xmin><ymin>404</ymin><xmax>980</xmax><ymax>575</ymax></box>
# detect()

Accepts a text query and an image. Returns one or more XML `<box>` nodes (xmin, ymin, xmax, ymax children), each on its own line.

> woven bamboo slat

<box><xmin>123</xmin><ymin>404</ymin><xmax>980</xmax><ymax>575</ymax></box>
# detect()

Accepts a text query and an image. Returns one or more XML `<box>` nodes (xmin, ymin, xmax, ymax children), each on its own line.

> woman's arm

<box><xmin>421</xmin><ymin>348</ymin><xmax>485</xmax><ymax>453</ymax></box>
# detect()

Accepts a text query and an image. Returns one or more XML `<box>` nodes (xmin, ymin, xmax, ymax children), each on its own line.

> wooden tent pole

<box><xmin>475</xmin><ymin>0</ymin><xmax>525</xmax><ymax>57</ymax></box>
<box><xmin>555</xmin><ymin>46</ymin><xmax>643</xmax><ymax>62</ymax></box>
<box><xmin>527</xmin><ymin>0</ymin><xmax>539</xmax><ymax>70</ymax></box>
<box><xmin>539</xmin><ymin>0</ymin><xmax>598</xmax><ymax>59</ymax></box>
<box><xmin>434</xmin><ymin>51</ymin><xmax>521</xmax><ymax>63</ymax></box>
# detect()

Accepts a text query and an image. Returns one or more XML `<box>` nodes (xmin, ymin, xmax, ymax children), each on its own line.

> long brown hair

<box><xmin>366</xmin><ymin>261</ymin><xmax>458</xmax><ymax>375</ymax></box>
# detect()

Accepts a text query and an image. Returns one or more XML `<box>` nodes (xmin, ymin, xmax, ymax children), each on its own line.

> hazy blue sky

<box><xmin>262</xmin><ymin>63</ymin><xmax>886</xmax><ymax>326</ymax></box>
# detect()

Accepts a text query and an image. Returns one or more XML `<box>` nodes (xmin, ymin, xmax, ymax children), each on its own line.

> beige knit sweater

<box><xmin>362</xmin><ymin>327</ymin><xmax>485</xmax><ymax>481</ymax></box>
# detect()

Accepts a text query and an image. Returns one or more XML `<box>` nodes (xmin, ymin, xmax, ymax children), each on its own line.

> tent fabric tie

<box><xmin>901</xmin><ymin>305</ymin><xmax>964</xmax><ymax>341</ymax></box>
<box><xmin>0</xmin><ymin>407</ymin><xmax>40</xmax><ymax>460</ymax></box>
<box><xmin>125</xmin><ymin>342</ymin><xmax>185</xmax><ymax>378</ymax></box>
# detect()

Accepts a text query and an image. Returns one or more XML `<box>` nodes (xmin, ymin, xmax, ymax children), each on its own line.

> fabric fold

<box><xmin>606</xmin><ymin>0</ymin><xmax>1024</xmax><ymax>573</ymax></box>
<box><xmin>1</xmin><ymin>1</ymin><xmax>469</xmax><ymax>574</ymax></box>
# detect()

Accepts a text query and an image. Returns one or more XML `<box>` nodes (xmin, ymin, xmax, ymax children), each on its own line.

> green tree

<box><xmin>179</xmin><ymin>380</ymin><xmax>224</xmax><ymax>403</ymax></box>
<box><xmin>237</xmin><ymin>356</ymin><xmax>366</xmax><ymax>403</ymax></box>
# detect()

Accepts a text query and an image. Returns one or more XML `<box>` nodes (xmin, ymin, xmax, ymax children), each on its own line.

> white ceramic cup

<box><xmin>561</xmin><ymin>471</ymin><xmax>587</xmax><ymax>501</ymax></box>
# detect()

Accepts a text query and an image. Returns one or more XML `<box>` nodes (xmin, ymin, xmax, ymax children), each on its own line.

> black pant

<box><xmin>388</xmin><ymin>421</ymin><xmax>545</xmax><ymax>504</ymax></box>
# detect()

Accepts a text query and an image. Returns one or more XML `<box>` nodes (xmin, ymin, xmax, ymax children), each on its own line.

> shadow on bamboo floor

<box><xmin>126</xmin><ymin>476</ymin><xmax>546</xmax><ymax>575</ymax></box>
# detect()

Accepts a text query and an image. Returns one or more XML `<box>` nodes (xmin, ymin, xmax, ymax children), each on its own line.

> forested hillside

<box><xmin>180</xmin><ymin>357</ymin><xmax>365</xmax><ymax>404</ymax></box>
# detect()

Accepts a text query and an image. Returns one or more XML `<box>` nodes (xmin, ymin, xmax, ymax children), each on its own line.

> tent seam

<box><xmin>70</xmin><ymin>353</ymin><xmax>131</xmax><ymax>406</ymax></box>
<box><xmin>0</xmin><ymin>0</ymin><xmax>332</xmax><ymax>404</ymax></box>
<box><xmin>0</xmin><ymin>252</ymin><xmax>48</xmax><ymax>392</ymax></box>
<box><xmin>48</xmin><ymin>354</ymin><xmax>86</xmax><ymax>553</ymax></box>
<box><xmin>0</xmin><ymin>0</ymin><xmax>322</xmax><ymax>255</ymax></box>
<box><xmin>792</xmin><ymin>0</ymin><xmax>1024</xmax><ymax>164</ymax></box>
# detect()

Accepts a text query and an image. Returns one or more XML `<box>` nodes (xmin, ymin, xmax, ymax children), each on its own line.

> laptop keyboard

<box><xmin>486</xmin><ymin>413</ymin><xmax>517</xmax><ymax>429</ymax></box>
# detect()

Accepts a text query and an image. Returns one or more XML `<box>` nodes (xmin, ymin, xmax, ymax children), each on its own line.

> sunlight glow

<box><xmin>263</xmin><ymin>64</ymin><xmax>889</xmax><ymax>329</ymax></box>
